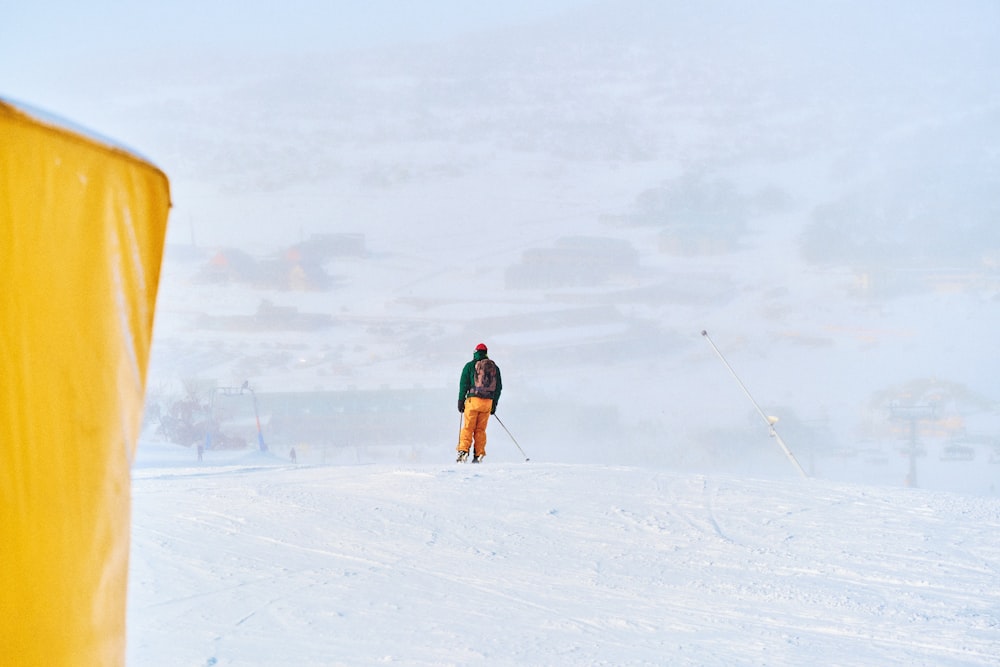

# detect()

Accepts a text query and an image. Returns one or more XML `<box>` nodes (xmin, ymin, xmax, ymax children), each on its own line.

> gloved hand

<box><xmin>458</xmin><ymin>398</ymin><xmax>465</xmax><ymax>413</ymax></box>
<box><xmin>490</xmin><ymin>404</ymin><xmax>497</xmax><ymax>415</ymax></box>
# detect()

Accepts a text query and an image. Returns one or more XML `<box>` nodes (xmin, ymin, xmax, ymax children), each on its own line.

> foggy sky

<box><xmin>5</xmin><ymin>1</ymin><xmax>1000</xmax><ymax>491</ymax></box>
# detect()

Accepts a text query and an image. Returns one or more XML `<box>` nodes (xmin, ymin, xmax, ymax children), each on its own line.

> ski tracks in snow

<box><xmin>128</xmin><ymin>461</ymin><xmax>1000</xmax><ymax>666</ymax></box>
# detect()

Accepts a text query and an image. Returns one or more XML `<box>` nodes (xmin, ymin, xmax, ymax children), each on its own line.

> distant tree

<box><xmin>800</xmin><ymin>151</ymin><xmax>1000</xmax><ymax>268</ymax></box>
<box><xmin>155</xmin><ymin>378</ymin><xmax>216</xmax><ymax>447</ymax></box>
<box><xmin>629</xmin><ymin>172</ymin><xmax>748</xmax><ymax>254</ymax></box>
<box><xmin>860</xmin><ymin>378</ymin><xmax>993</xmax><ymax>443</ymax></box>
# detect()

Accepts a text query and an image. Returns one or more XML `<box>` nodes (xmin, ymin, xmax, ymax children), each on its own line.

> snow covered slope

<box><xmin>127</xmin><ymin>445</ymin><xmax>1000</xmax><ymax>666</ymax></box>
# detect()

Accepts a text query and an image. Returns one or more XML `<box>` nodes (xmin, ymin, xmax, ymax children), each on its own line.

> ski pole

<box><xmin>493</xmin><ymin>415</ymin><xmax>530</xmax><ymax>462</ymax></box>
<box><xmin>700</xmin><ymin>330</ymin><xmax>808</xmax><ymax>479</ymax></box>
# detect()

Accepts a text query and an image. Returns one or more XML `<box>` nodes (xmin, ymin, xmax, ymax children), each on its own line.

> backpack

<box><xmin>468</xmin><ymin>358</ymin><xmax>497</xmax><ymax>398</ymax></box>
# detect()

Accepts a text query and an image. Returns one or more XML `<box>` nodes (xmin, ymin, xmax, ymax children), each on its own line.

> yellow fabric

<box><xmin>0</xmin><ymin>101</ymin><xmax>170</xmax><ymax>665</ymax></box>
<box><xmin>458</xmin><ymin>397</ymin><xmax>493</xmax><ymax>456</ymax></box>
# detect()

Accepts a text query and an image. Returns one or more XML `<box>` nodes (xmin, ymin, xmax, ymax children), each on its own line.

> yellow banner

<box><xmin>0</xmin><ymin>100</ymin><xmax>170</xmax><ymax>665</ymax></box>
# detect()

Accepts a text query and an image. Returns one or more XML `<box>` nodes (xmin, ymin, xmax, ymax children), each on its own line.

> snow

<box><xmin>127</xmin><ymin>442</ymin><xmax>1000</xmax><ymax>666</ymax></box>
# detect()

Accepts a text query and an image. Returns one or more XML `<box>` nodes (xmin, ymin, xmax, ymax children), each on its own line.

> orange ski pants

<box><xmin>458</xmin><ymin>396</ymin><xmax>493</xmax><ymax>457</ymax></box>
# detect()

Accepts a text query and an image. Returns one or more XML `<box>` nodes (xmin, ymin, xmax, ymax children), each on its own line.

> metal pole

<box><xmin>701</xmin><ymin>330</ymin><xmax>807</xmax><ymax>479</ymax></box>
<box><xmin>241</xmin><ymin>381</ymin><xmax>267</xmax><ymax>452</ymax></box>
<box><xmin>251</xmin><ymin>389</ymin><xmax>267</xmax><ymax>452</ymax></box>
<box><xmin>493</xmin><ymin>415</ymin><xmax>530</xmax><ymax>462</ymax></box>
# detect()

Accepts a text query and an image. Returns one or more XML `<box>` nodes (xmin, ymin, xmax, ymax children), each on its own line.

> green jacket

<box><xmin>459</xmin><ymin>350</ymin><xmax>502</xmax><ymax>407</ymax></box>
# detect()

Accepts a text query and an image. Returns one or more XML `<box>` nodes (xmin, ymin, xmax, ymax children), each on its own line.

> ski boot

<box><xmin>456</xmin><ymin>450</ymin><xmax>469</xmax><ymax>463</ymax></box>
<box><xmin>472</xmin><ymin>454</ymin><xmax>484</xmax><ymax>464</ymax></box>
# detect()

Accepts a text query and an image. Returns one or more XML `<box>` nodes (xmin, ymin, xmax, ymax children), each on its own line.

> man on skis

<box><xmin>457</xmin><ymin>343</ymin><xmax>502</xmax><ymax>463</ymax></box>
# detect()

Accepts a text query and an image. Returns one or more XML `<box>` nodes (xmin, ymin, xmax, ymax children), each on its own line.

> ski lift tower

<box><xmin>213</xmin><ymin>381</ymin><xmax>268</xmax><ymax>452</ymax></box>
<box><xmin>889</xmin><ymin>402</ymin><xmax>936</xmax><ymax>488</ymax></box>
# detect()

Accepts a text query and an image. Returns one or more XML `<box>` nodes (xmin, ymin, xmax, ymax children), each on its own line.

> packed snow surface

<box><xmin>127</xmin><ymin>444</ymin><xmax>1000</xmax><ymax>666</ymax></box>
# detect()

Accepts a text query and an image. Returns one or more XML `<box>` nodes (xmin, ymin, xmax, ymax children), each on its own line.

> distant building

<box><xmin>195</xmin><ymin>248</ymin><xmax>260</xmax><ymax>285</ymax></box>
<box><xmin>259</xmin><ymin>387</ymin><xmax>445</xmax><ymax>447</ymax></box>
<box><xmin>196</xmin><ymin>299</ymin><xmax>333</xmax><ymax>332</ymax></box>
<box><xmin>505</xmin><ymin>236</ymin><xmax>638</xmax><ymax>289</ymax></box>
<box><xmin>192</xmin><ymin>233</ymin><xmax>366</xmax><ymax>291</ymax></box>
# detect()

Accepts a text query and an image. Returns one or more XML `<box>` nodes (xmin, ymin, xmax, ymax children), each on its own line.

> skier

<box><xmin>456</xmin><ymin>343</ymin><xmax>502</xmax><ymax>463</ymax></box>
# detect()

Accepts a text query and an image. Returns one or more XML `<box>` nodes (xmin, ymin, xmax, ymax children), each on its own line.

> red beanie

<box><xmin>475</xmin><ymin>343</ymin><xmax>488</xmax><ymax>352</ymax></box>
